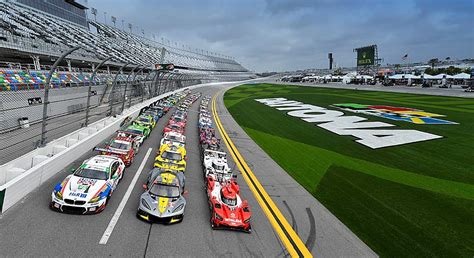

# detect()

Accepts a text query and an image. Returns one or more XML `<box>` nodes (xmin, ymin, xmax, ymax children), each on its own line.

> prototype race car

<box><xmin>137</xmin><ymin>169</ymin><xmax>186</xmax><ymax>224</ymax></box>
<box><xmin>207</xmin><ymin>178</ymin><xmax>251</xmax><ymax>233</ymax></box>
<box><xmin>154</xmin><ymin>144</ymin><xmax>187</xmax><ymax>172</ymax></box>
<box><xmin>51</xmin><ymin>155</ymin><xmax>125</xmax><ymax>214</ymax></box>
<box><xmin>203</xmin><ymin>149</ymin><xmax>231</xmax><ymax>181</ymax></box>
<box><xmin>95</xmin><ymin>137</ymin><xmax>137</xmax><ymax>166</ymax></box>
<box><xmin>163</xmin><ymin>123</ymin><xmax>185</xmax><ymax>135</ymax></box>
<box><xmin>160</xmin><ymin>131</ymin><xmax>186</xmax><ymax>148</ymax></box>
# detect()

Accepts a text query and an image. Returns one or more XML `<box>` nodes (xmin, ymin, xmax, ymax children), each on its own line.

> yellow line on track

<box><xmin>212</xmin><ymin>91</ymin><xmax>312</xmax><ymax>258</ymax></box>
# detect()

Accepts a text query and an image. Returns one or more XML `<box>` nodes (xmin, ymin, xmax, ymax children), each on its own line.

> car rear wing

<box><xmin>117</xmin><ymin>130</ymin><xmax>143</xmax><ymax>137</ymax></box>
<box><xmin>94</xmin><ymin>147</ymin><xmax>128</xmax><ymax>155</ymax></box>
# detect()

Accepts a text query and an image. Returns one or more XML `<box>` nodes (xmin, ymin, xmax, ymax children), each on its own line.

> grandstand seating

<box><xmin>0</xmin><ymin>69</ymin><xmax>134</xmax><ymax>91</ymax></box>
<box><xmin>0</xmin><ymin>2</ymin><xmax>248</xmax><ymax>72</ymax></box>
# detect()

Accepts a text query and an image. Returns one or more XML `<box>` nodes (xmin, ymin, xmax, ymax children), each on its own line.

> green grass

<box><xmin>224</xmin><ymin>83</ymin><xmax>474</xmax><ymax>257</ymax></box>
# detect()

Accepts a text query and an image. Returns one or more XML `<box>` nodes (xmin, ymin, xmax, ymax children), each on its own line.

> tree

<box><xmin>428</xmin><ymin>58</ymin><xmax>439</xmax><ymax>69</ymax></box>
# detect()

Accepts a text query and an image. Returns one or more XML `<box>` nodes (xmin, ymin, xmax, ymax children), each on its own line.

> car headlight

<box><xmin>173</xmin><ymin>204</ymin><xmax>184</xmax><ymax>213</ymax></box>
<box><xmin>55</xmin><ymin>191</ymin><xmax>63</xmax><ymax>200</ymax></box>
<box><xmin>89</xmin><ymin>196</ymin><xmax>101</xmax><ymax>203</ymax></box>
<box><xmin>215</xmin><ymin>213</ymin><xmax>223</xmax><ymax>221</ymax></box>
<box><xmin>141</xmin><ymin>199</ymin><xmax>151</xmax><ymax>210</ymax></box>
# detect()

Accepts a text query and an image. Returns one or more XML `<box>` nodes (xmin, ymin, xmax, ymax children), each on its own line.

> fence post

<box><xmin>109</xmin><ymin>63</ymin><xmax>130</xmax><ymax>116</ymax></box>
<box><xmin>121</xmin><ymin>65</ymin><xmax>140</xmax><ymax>114</ymax></box>
<box><xmin>85</xmin><ymin>56</ymin><xmax>112</xmax><ymax>127</ymax></box>
<box><xmin>40</xmin><ymin>46</ymin><xmax>81</xmax><ymax>146</ymax></box>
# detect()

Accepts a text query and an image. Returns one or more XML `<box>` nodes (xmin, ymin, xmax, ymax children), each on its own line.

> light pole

<box><xmin>108</xmin><ymin>63</ymin><xmax>130</xmax><ymax>116</ymax></box>
<box><xmin>121</xmin><ymin>65</ymin><xmax>140</xmax><ymax>113</ymax></box>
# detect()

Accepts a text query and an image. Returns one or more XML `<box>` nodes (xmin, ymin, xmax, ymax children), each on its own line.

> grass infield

<box><xmin>224</xmin><ymin>83</ymin><xmax>474</xmax><ymax>257</ymax></box>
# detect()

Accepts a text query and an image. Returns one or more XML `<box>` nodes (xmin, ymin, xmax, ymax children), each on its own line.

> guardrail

<box><xmin>0</xmin><ymin>82</ymin><xmax>211</xmax><ymax>213</ymax></box>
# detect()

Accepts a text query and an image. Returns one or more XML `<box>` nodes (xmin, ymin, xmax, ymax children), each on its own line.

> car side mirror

<box><xmin>142</xmin><ymin>184</ymin><xmax>148</xmax><ymax>190</ymax></box>
<box><xmin>70</xmin><ymin>167</ymin><xmax>76</xmax><ymax>173</ymax></box>
<box><xmin>184</xmin><ymin>156</ymin><xmax>188</xmax><ymax>161</ymax></box>
<box><xmin>183</xmin><ymin>190</ymin><xmax>189</xmax><ymax>197</ymax></box>
<box><xmin>111</xmin><ymin>174</ymin><xmax>119</xmax><ymax>180</ymax></box>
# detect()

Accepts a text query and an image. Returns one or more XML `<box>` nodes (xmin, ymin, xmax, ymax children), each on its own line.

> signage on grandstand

<box><xmin>356</xmin><ymin>46</ymin><xmax>375</xmax><ymax>66</ymax></box>
<box><xmin>154</xmin><ymin>63</ymin><xmax>175</xmax><ymax>71</ymax></box>
<box><xmin>255</xmin><ymin>98</ymin><xmax>444</xmax><ymax>149</ymax></box>
<box><xmin>333</xmin><ymin>103</ymin><xmax>457</xmax><ymax>125</ymax></box>
<box><xmin>27</xmin><ymin>97</ymin><xmax>42</xmax><ymax>106</ymax></box>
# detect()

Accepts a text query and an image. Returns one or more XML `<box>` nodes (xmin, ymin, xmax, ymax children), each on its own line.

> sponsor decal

<box><xmin>255</xmin><ymin>98</ymin><xmax>445</xmax><ymax>149</ymax></box>
<box><xmin>77</xmin><ymin>178</ymin><xmax>98</xmax><ymax>186</ymax></box>
<box><xmin>69</xmin><ymin>192</ymin><xmax>87</xmax><ymax>198</ymax></box>
<box><xmin>333</xmin><ymin>103</ymin><xmax>457</xmax><ymax>125</ymax></box>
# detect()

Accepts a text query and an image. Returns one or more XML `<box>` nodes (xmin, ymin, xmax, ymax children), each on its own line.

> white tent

<box><xmin>421</xmin><ymin>74</ymin><xmax>436</xmax><ymax>79</ymax></box>
<box><xmin>433</xmin><ymin>73</ymin><xmax>453</xmax><ymax>79</ymax></box>
<box><xmin>451</xmin><ymin>73</ymin><xmax>470</xmax><ymax>79</ymax></box>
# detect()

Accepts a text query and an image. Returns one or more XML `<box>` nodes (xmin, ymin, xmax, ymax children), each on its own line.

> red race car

<box><xmin>207</xmin><ymin>177</ymin><xmax>252</xmax><ymax>233</ymax></box>
<box><xmin>168</xmin><ymin>115</ymin><xmax>186</xmax><ymax>128</ymax></box>
<box><xmin>94</xmin><ymin>137</ymin><xmax>137</xmax><ymax>166</ymax></box>
<box><xmin>163</xmin><ymin>123</ymin><xmax>185</xmax><ymax>135</ymax></box>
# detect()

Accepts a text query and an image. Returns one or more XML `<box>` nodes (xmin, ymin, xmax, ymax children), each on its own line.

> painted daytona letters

<box><xmin>255</xmin><ymin>98</ymin><xmax>442</xmax><ymax>149</ymax></box>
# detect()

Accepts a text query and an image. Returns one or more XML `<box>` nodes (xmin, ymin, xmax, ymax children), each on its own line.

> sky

<box><xmin>86</xmin><ymin>0</ymin><xmax>474</xmax><ymax>72</ymax></box>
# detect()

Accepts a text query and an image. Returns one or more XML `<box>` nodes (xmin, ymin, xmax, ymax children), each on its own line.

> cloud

<box><xmin>87</xmin><ymin>0</ymin><xmax>474</xmax><ymax>72</ymax></box>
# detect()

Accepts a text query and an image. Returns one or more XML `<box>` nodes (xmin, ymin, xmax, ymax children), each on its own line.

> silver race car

<box><xmin>137</xmin><ymin>168</ymin><xmax>186</xmax><ymax>224</ymax></box>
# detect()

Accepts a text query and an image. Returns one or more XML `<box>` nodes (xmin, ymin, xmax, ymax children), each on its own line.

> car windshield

<box><xmin>174</xmin><ymin>117</ymin><xmax>183</xmax><ymax>122</ymax></box>
<box><xmin>74</xmin><ymin>168</ymin><xmax>108</xmax><ymax>180</ymax></box>
<box><xmin>138</xmin><ymin>118</ymin><xmax>150</xmax><ymax>123</ymax></box>
<box><xmin>161</xmin><ymin>151</ymin><xmax>182</xmax><ymax>161</ymax></box>
<box><xmin>170</xmin><ymin>124</ymin><xmax>181</xmax><ymax>130</ymax></box>
<box><xmin>222</xmin><ymin>195</ymin><xmax>237</xmax><ymax>206</ymax></box>
<box><xmin>150</xmin><ymin>183</ymin><xmax>180</xmax><ymax>198</ymax></box>
<box><xmin>126</xmin><ymin>129</ymin><xmax>143</xmax><ymax>135</ymax></box>
<box><xmin>110</xmin><ymin>141</ymin><xmax>131</xmax><ymax>150</ymax></box>
<box><xmin>212</xmin><ymin>163</ymin><xmax>225</xmax><ymax>171</ymax></box>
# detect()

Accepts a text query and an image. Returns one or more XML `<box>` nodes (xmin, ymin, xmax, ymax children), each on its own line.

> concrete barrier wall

<box><xmin>0</xmin><ymin>82</ymin><xmax>212</xmax><ymax>213</ymax></box>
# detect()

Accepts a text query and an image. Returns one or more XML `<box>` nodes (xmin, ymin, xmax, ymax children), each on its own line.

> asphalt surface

<box><xmin>0</xmin><ymin>85</ymin><xmax>287</xmax><ymax>257</ymax></box>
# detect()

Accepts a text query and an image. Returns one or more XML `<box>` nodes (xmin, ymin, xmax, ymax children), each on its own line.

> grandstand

<box><xmin>0</xmin><ymin>0</ymin><xmax>253</xmax><ymax>164</ymax></box>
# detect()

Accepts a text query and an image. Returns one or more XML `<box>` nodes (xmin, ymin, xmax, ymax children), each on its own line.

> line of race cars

<box><xmin>136</xmin><ymin>92</ymin><xmax>201</xmax><ymax>223</ymax></box>
<box><xmin>50</xmin><ymin>89</ymin><xmax>252</xmax><ymax>233</ymax></box>
<box><xmin>198</xmin><ymin>96</ymin><xmax>252</xmax><ymax>233</ymax></box>
<box><xmin>50</xmin><ymin>91</ymin><xmax>189</xmax><ymax>214</ymax></box>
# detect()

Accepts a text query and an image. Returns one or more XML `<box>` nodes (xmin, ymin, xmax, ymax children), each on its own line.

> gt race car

<box><xmin>163</xmin><ymin>123</ymin><xmax>185</xmax><ymax>135</ymax></box>
<box><xmin>95</xmin><ymin>137</ymin><xmax>137</xmax><ymax>166</ymax></box>
<box><xmin>154</xmin><ymin>144</ymin><xmax>187</xmax><ymax>172</ymax></box>
<box><xmin>133</xmin><ymin>115</ymin><xmax>156</xmax><ymax>129</ymax></box>
<box><xmin>160</xmin><ymin>131</ymin><xmax>186</xmax><ymax>148</ymax></box>
<box><xmin>51</xmin><ymin>155</ymin><xmax>125</xmax><ymax>214</ymax></box>
<box><xmin>137</xmin><ymin>169</ymin><xmax>186</xmax><ymax>224</ymax></box>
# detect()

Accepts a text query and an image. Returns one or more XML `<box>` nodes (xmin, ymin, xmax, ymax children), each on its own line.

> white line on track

<box><xmin>99</xmin><ymin>148</ymin><xmax>152</xmax><ymax>245</ymax></box>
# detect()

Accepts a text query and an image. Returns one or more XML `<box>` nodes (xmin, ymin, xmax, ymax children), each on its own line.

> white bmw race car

<box><xmin>51</xmin><ymin>155</ymin><xmax>125</xmax><ymax>214</ymax></box>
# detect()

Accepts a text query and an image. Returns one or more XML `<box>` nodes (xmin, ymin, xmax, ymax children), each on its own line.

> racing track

<box><xmin>0</xmin><ymin>82</ymin><xmax>376</xmax><ymax>257</ymax></box>
<box><xmin>0</xmin><ymin>84</ymin><xmax>287</xmax><ymax>257</ymax></box>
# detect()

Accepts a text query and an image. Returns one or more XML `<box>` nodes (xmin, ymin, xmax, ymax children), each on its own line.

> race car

<box><xmin>163</xmin><ymin>123</ymin><xmax>185</xmax><ymax>135</ymax></box>
<box><xmin>137</xmin><ymin>168</ymin><xmax>186</xmax><ymax>224</ymax></box>
<box><xmin>203</xmin><ymin>149</ymin><xmax>231</xmax><ymax>181</ymax></box>
<box><xmin>149</xmin><ymin>106</ymin><xmax>164</xmax><ymax>118</ymax></box>
<box><xmin>160</xmin><ymin>131</ymin><xmax>186</xmax><ymax>148</ymax></box>
<box><xmin>133</xmin><ymin>115</ymin><xmax>156</xmax><ymax>129</ymax></box>
<box><xmin>142</xmin><ymin>110</ymin><xmax>160</xmax><ymax>123</ymax></box>
<box><xmin>207</xmin><ymin>178</ymin><xmax>251</xmax><ymax>233</ymax></box>
<box><xmin>168</xmin><ymin>115</ymin><xmax>186</xmax><ymax>128</ymax></box>
<box><xmin>154</xmin><ymin>144</ymin><xmax>187</xmax><ymax>172</ymax></box>
<box><xmin>95</xmin><ymin>137</ymin><xmax>137</xmax><ymax>166</ymax></box>
<box><xmin>198</xmin><ymin>116</ymin><xmax>212</xmax><ymax>128</ymax></box>
<box><xmin>174</xmin><ymin>109</ymin><xmax>187</xmax><ymax>118</ymax></box>
<box><xmin>117</xmin><ymin>127</ymin><xmax>147</xmax><ymax>148</ymax></box>
<box><xmin>51</xmin><ymin>155</ymin><xmax>125</xmax><ymax>214</ymax></box>
<box><xmin>122</xmin><ymin>123</ymin><xmax>150</xmax><ymax>139</ymax></box>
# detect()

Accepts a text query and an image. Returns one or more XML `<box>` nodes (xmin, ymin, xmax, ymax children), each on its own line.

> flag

<box><xmin>402</xmin><ymin>54</ymin><xmax>408</xmax><ymax>60</ymax></box>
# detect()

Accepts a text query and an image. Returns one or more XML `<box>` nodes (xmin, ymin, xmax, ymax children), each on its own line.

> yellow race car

<box><xmin>154</xmin><ymin>144</ymin><xmax>187</xmax><ymax>172</ymax></box>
